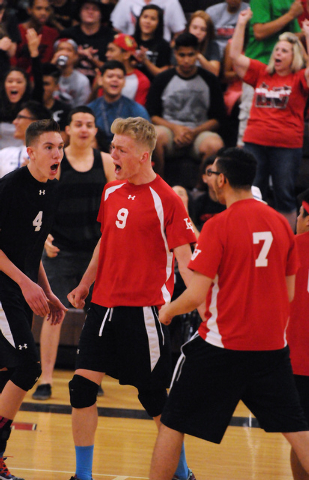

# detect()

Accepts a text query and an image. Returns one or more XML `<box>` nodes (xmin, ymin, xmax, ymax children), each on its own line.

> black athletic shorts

<box><xmin>294</xmin><ymin>375</ymin><xmax>309</xmax><ymax>425</ymax></box>
<box><xmin>76</xmin><ymin>303</ymin><xmax>172</xmax><ymax>391</ymax></box>
<box><xmin>0</xmin><ymin>284</ymin><xmax>39</xmax><ymax>369</ymax></box>
<box><xmin>161</xmin><ymin>333</ymin><xmax>309</xmax><ymax>444</ymax></box>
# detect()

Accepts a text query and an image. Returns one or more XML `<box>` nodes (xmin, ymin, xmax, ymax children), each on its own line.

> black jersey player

<box><xmin>0</xmin><ymin>118</ymin><xmax>67</xmax><ymax>480</ymax></box>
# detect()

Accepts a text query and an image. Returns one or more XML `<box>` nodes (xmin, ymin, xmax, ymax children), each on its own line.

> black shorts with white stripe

<box><xmin>76</xmin><ymin>303</ymin><xmax>172</xmax><ymax>391</ymax></box>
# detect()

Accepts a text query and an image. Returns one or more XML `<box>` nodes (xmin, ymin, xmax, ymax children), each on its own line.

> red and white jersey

<box><xmin>188</xmin><ymin>199</ymin><xmax>299</xmax><ymax>351</ymax></box>
<box><xmin>243</xmin><ymin>59</ymin><xmax>309</xmax><ymax>148</ymax></box>
<box><xmin>92</xmin><ymin>175</ymin><xmax>196</xmax><ymax>308</ymax></box>
<box><xmin>287</xmin><ymin>231</ymin><xmax>309</xmax><ymax>375</ymax></box>
<box><xmin>122</xmin><ymin>69</ymin><xmax>151</xmax><ymax>106</ymax></box>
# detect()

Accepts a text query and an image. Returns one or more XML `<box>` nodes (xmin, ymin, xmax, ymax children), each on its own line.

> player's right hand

<box><xmin>45</xmin><ymin>234</ymin><xmax>60</xmax><ymax>258</ymax></box>
<box><xmin>67</xmin><ymin>284</ymin><xmax>89</xmax><ymax>309</ymax></box>
<box><xmin>20</xmin><ymin>278</ymin><xmax>50</xmax><ymax>317</ymax></box>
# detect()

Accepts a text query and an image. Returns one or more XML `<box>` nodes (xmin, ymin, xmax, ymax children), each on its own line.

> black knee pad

<box><xmin>0</xmin><ymin>368</ymin><xmax>14</xmax><ymax>393</ymax></box>
<box><xmin>138</xmin><ymin>388</ymin><xmax>168</xmax><ymax>417</ymax></box>
<box><xmin>69</xmin><ymin>374</ymin><xmax>99</xmax><ymax>409</ymax></box>
<box><xmin>10</xmin><ymin>361</ymin><xmax>42</xmax><ymax>391</ymax></box>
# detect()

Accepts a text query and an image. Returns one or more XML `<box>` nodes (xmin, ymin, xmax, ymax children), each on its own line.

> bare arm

<box><xmin>197</xmin><ymin>53</ymin><xmax>220</xmax><ymax>77</ymax></box>
<box><xmin>37</xmin><ymin>261</ymin><xmax>67</xmax><ymax>324</ymax></box>
<box><xmin>135</xmin><ymin>47</ymin><xmax>171</xmax><ymax>77</ymax></box>
<box><xmin>286</xmin><ymin>274</ymin><xmax>296</xmax><ymax>302</ymax></box>
<box><xmin>302</xmin><ymin>19</ymin><xmax>309</xmax><ymax>86</ymax></box>
<box><xmin>174</xmin><ymin>244</ymin><xmax>205</xmax><ymax>320</ymax></box>
<box><xmin>67</xmin><ymin>237</ymin><xmax>101</xmax><ymax>308</ymax></box>
<box><xmin>230</xmin><ymin>9</ymin><xmax>252</xmax><ymax>79</ymax></box>
<box><xmin>101</xmin><ymin>152</ymin><xmax>115</xmax><ymax>182</ymax></box>
<box><xmin>253</xmin><ymin>0</ymin><xmax>303</xmax><ymax>41</ymax></box>
<box><xmin>159</xmin><ymin>271</ymin><xmax>213</xmax><ymax>325</ymax></box>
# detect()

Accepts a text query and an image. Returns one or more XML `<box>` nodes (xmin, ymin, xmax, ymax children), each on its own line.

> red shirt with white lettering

<box><xmin>92</xmin><ymin>175</ymin><xmax>196</xmax><ymax>308</ymax></box>
<box><xmin>189</xmin><ymin>199</ymin><xmax>299</xmax><ymax>350</ymax></box>
<box><xmin>243</xmin><ymin>59</ymin><xmax>309</xmax><ymax>148</ymax></box>
<box><xmin>287</xmin><ymin>231</ymin><xmax>309</xmax><ymax>376</ymax></box>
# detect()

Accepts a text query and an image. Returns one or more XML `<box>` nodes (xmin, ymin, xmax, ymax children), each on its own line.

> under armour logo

<box><xmin>184</xmin><ymin>218</ymin><xmax>194</xmax><ymax>233</ymax></box>
<box><xmin>191</xmin><ymin>247</ymin><xmax>201</xmax><ymax>261</ymax></box>
<box><xmin>18</xmin><ymin>344</ymin><xmax>28</xmax><ymax>350</ymax></box>
<box><xmin>128</xmin><ymin>195</ymin><xmax>135</xmax><ymax>200</ymax></box>
<box><xmin>39</xmin><ymin>190</ymin><xmax>45</xmax><ymax>195</ymax></box>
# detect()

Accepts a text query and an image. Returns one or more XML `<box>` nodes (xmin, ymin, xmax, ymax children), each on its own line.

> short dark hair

<box><xmin>298</xmin><ymin>188</ymin><xmax>309</xmax><ymax>217</ymax></box>
<box><xmin>67</xmin><ymin>105</ymin><xmax>96</xmax><ymax>125</ymax></box>
<box><xmin>175</xmin><ymin>32</ymin><xmax>199</xmax><ymax>50</ymax></box>
<box><xmin>42</xmin><ymin>63</ymin><xmax>61</xmax><ymax>81</ymax></box>
<box><xmin>100</xmin><ymin>60</ymin><xmax>126</xmax><ymax>76</ymax></box>
<box><xmin>215</xmin><ymin>147</ymin><xmax>257</xmax><ymax>189</ymax></box>
<box><xmin>26</xmin><ymin>119</ymin><xmax>60</xmax><ymax>146</ymax></box>
<box><xmin>20</xmin><ymin>100</ymin><xmax>52</xmax><ymax>121</ymax></box>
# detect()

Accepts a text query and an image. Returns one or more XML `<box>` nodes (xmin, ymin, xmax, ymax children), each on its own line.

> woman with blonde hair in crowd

<box><xmin>230</xmin><ymin>8</ymin><xmax>309</xmax><ymax>230</ymax></box>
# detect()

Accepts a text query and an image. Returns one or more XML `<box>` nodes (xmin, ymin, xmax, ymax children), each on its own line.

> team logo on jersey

<box><xmin>255</xmin><ymin>83</ymin><xmax>291</xmax><ymax>109</ymax></box>
<box><xmin>18</xmin><ymin>344</ymin><xmax>28</xmax><ymax>350</ymax></box>
<box><xmin>39</xmin><ymin>190</ymin><xmax>45</xmax><ymax>195</ymax></box>
<box><xmin>191</xmin><ymin>247</ymin><xmax>201</xmax><ymax>261</ymax></box>
<box><xmin>128</xmin><ymin>195</ymin><xmax>135</xmax><ymax>200</ymax></box>
<box><xmin>184</xmin><ymin>218</ymin><xmax>194</xmax><ymax>232</ymax></box>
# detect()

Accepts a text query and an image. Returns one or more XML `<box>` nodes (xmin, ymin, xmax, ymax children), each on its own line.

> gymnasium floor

<box><xmin>8</xmin><ymin>369</ymin><xmax>293</xmax><ymax>480</ymax></box>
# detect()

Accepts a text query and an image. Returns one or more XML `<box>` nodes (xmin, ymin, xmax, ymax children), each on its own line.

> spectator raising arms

<box><xmin>133</xmin><ymin>5</ymin><xmax>172</xmax><ymax>80</ymax></box>
<box><xmin>230</xmin><ymin>8</ymin><xmax>309</xmax><ymax>231</ymax></box>
<box><xmin>187</xmin><ymin>10</ymin><xmax>220</xmax><ymax>76</ymax></box>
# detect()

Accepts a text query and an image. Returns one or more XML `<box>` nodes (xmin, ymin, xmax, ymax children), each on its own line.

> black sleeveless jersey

<box><xmin>50</xmin><ymin>148</ymin><xmax>107</xmax><ymax>252</ymax></box>
<box><xmin>0</xmin><ymin>166</ymin><xmax>60</xmax><ymax>284</ymax></box>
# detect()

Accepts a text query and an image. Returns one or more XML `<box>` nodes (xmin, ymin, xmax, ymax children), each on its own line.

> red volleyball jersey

<box><xmin>287</xmin><ymin>231</ymin><xmax>309</xmax><ymax>375</ymax></box>
<box><xmin>188</xmin><ymin>199</ymin><xmax>299</xmax><ymax>350</ymax></box>
<box><xmin>92</xmin><ymin>175</ymin><xmax>196</xmax><ymax>308</ymax></box>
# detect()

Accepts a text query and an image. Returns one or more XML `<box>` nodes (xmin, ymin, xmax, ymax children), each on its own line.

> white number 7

<box><xmin>253</xmin><ymin>231</ymin><xmax>273</xmax><ymax>267</ymax></box>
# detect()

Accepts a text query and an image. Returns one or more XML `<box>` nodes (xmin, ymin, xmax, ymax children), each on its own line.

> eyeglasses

<box><xmin>15</xmin><ymin>114</ymin><xmax>35</xmax><ymax>121</ymax></box>
<box><xmin>206</xmin><ymin>169</ymin><xmax>221</xmax><ymax>177</ymax></box>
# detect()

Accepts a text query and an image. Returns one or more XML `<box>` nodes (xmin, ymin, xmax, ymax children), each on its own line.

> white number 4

<box><xmin>253</xmin><ymin>231</ymin><xmax>273</xmax><ymax>267</ymax></box>
<box><xmin>33</xmin><ymin>211</ymin><xmax>43</xmax><ymax>231</ymax></box>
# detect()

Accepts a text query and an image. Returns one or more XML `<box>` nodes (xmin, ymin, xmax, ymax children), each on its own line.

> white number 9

<box><xmin>116</xmin><ymin>208</ymin><xmax>129</xmax><ymax>229</ymax></box>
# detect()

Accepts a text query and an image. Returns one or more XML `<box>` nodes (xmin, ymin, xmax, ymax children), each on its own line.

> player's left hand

<box><xmin>46</xmin><ymin>293</ymin><xmax>68</xmax><ymax>325</ymax></box>
<box><xmin>159</xmin><ymin>303</ymin><xmax>173</xmax><ymax>325</ymax></box>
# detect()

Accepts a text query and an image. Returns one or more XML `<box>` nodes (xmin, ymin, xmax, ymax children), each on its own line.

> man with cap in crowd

<box><xmin>52</xmin><ymin>37</ymin><xmax>91</xmax><ymax>108</ymax></box>
<box><xmin>61</xmin><ymin>0</ymin><xmax>115</xmax><ymax>84</ymax></box>
<box><xmin>104</xmin><ymin>33</ymin><xmax>151</xmax><ymax>106</ymax></box>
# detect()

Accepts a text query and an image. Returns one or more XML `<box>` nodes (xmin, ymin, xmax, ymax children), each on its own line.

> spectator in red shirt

<box><xmin>12</xmin><ymin>0</ymin><xmax>59</xmax><ymax>76</ymax></box>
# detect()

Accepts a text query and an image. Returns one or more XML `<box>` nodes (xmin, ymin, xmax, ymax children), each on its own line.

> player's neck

<box><xmin>128</xmin><ymin>167</ymin><xmax>156</xmax><ymax>185</ymax></box>
<box><xmin>225</xmin><ymin>189</ymin><xmax>254</xmax><ymax>208</ymax></box>
<box><xmin>81</xmin><ymin>22</ymin><xmax>100</xmax><ymax>36</ymax></box>
<box><xmin>65</xmin><ymin>144</ymin><xmax>93</xmax><ymax>163</ymax></box>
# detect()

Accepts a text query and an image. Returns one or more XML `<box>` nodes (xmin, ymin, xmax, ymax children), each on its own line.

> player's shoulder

<box><xmin>103</xmin><ymin>179</ymin><xmax>126</xmax><ymax>200</ymax></box>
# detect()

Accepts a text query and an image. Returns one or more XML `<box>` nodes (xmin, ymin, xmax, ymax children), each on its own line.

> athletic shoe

<box><xmin>32</xmin><ymin>383</ymin><xmax>52</xmax><ymax>400</ymax></box>
<box><xmin>173</xmin><ymin>468</ymin><xmax>196</xmax><ymax>480</ymax></box>
<box><xmin>69</xmin><ymin>476</ymin><xmax>94</xmax><ymax>480</ymax></box>
<box><xmin>0</xmin><ymin>457</ymin><xmax>25</xmax><ymax>479</ymax></box>
<box><xmin>97</xmin><ymin>384</ymin><xmax>104</xmax><ymax>397</ymax></box>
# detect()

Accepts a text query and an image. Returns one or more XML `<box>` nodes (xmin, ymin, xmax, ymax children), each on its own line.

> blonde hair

<box><xmin>267</xmin><ymin>32</ymin><xmax>306</xmax><ymax>74</ymax></box>
<box><xmin>110</xmin><ymin>117</ymin><xmax>157</xmax><ymax>153</ymax></box>
<box><xmin>187</xmin><ymin>10</ymin><xmax>215</xmax><ymax>55</ymax></box>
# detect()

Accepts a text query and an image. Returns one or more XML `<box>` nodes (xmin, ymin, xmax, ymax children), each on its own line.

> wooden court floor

<box><xmin>7</xmin><ymin>370</ymin><xmax>294</xmax><ymax>480</ymax></box>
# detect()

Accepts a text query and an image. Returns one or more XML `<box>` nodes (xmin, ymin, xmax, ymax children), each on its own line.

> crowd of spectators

<box><xmin>1</xmin><ymin>0</ymin><xmax>309</xmax><ymax>232</ymax></box>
